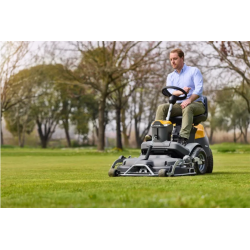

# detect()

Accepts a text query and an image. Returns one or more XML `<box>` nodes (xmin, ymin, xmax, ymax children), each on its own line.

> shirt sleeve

<box><xmin>192</xmin><ymin>68</ymin><xmax>203</xmax><ymax>97</ymax></box>
<box><xmin>166</xmin><ymin>74</ymin><xmax>174</xmax><ymax>94</ymax></box>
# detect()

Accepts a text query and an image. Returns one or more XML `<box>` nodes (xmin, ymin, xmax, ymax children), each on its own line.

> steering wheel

<box><xmin>162</xmin><ymin>86</ymin><xmax>187</xmax><ymax>100</ymax></box>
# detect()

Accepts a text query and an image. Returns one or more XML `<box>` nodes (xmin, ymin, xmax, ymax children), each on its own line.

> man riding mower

<box><xmin>108</xmin><ymin>86</ymin><xmax>213</xmax><ymax>177</ymax></box>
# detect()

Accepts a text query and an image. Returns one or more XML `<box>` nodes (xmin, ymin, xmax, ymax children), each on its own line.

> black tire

<box><xmin>191</xmin><ymin>147</ymin><xmax>208</xmax><ymax>175</ymax></box>
<box><xmin>206</xmin><ymin>148</ymin><xmax>213</xmax><ymax>173</ymax></box>
<box><xmin>158</xmin><ymin>169</ymin><xmax>167</xmax><ymax>177</ymax></box>
<box><xmin>108</xmin><ymin>169</ymin><xmax>119</xmax><ymax>177</ymax></box>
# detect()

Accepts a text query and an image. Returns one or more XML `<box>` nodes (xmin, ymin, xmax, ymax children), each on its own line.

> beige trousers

<box><xmin>155</xmin><ymin>101</ymin><xmax>205</xmax><ymax>139</ymax></box>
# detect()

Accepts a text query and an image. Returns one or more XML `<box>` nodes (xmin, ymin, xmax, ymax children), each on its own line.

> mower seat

<box><xmin>170</xmin><ymin>96</ymin><xmax>208</xmax><ymax>126</ymax></box>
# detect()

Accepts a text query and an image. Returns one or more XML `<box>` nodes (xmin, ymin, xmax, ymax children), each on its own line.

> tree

<box><xmin>8</xmin><ymin>64</ymin><xmax>71</xmax><ymax>148</ymax></box>
<box><xmin>216</xmin><ymin>88</ymin><xmax>250</xmax><ymax>143</ymax></box>
<box><xmin>56</xmin><ymin>82</ymin><xmax>81</xmax><ymax>147</ymax></box>
<box><xmin>70</xmin><ymin>90</ymin><xmax>98</xmax><ymax>146</ymax></box>
<box><xmin>130</xmin><ymin>49</ymin><xmax>172</xmax><ymax>148</ymax></box>
<box><xmin>32</xmin><ymin>64</ymin><xmax>73</xmax><ymax>148</ymax></box>
<box><xmin>108</xmin><ymin>44</ymin><xmax>173</xmax><ymax>149</ymax></box>
<box><xmin>204</xmin><ymin>100</ymin><xmax>228</xmax><ymax>144</ymax></box>
<box><xmin>68</xmin><ymin>41</ymin><xmax>162</xmax><ymax>151</ymax></box>
<box><xmin>132</xmin><ymin>82</ymin><xmax>165</xmax><ymax>148</ymax></box>
<box><xmin>3</xmin><ymin>68</ymin><xmax>36</xmax><ymax>147</ymax></box>
<box><xmin>0</xmin><ymin>41</ymin><xmax>31</xmax><ymax>145</ymax></box>
<box><xmin>108</xmin><ymin>74</ymin><xmax>140</xmax><ymax>149</ymax></box>
<box><xmin>205</xmin><ymin>41</ymin><xmax>250</xmax><ymax>113</ymax></box>
<box><xmin>4</xmin><ymin>103</ymin><xmax>35</xmax><ymax>147</ymax></box>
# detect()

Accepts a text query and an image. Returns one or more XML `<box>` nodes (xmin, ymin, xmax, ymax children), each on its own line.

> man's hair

<box><xmin>170</xmin><ymin>48</ymin><xmax>184</xmax><ymax>59</ymax></box>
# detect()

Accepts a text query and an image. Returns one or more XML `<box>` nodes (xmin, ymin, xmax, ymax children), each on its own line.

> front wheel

<box><xmin>108</xmin><ymin>169</ymin><xmax>119</xmax><ymax>177</ymax></box>
<box><xmin>191</xmin><ymin>147</ymin><xmax>208</xmax><ymax>174</ymax></box>
<box><xmin>158</xmin><ymin>169</ymin><xmax>167</xmax><ymax>177</ymax></box>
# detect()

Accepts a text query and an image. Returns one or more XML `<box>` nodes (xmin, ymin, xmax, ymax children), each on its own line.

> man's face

<box><xmin>169</xmin><ymin>52</ymin><xmax>184</xmax><ymax>70</ymax></box>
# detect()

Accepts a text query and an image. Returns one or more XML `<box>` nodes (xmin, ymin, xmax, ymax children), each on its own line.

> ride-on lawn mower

<box><xmin>108</xmin><ymin>86</ymin><xmax>213</xmax><ymax>177</ymax></box>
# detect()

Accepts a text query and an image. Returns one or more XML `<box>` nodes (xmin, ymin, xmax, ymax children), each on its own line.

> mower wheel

<box><xmin>206</xmin><ymin>148</ymin><xmax>213</xmax><ymax>173</ymax></box>
<box><xmin>108</xmin><ymin>169</ymin><xmax>119</xmax><ymax>177</ymax></box>
<box><xmin>158</xmin><ymin>169</ymin><xmax>167</xmax><ymax>177</ymax></box>
<box><xmin>191</xmin><ymin>147</ymin><xmax>208</xmax><ymax>174</ymax></box>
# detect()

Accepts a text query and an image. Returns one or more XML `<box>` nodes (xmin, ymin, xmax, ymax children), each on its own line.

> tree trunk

<box><xmin>17</xmin><ymin>118</ymin><xmax>21</xmax><ymax>147</ymax></box>
<box><xmin>20</xmin><ymin>132</ymin><xmax>25</xmax><ymax>148</ymax></box>
<box><xmin>135</xmin><ymin>89</ymin><xmax>144</xmax><ymax>148</ymax></box>
<box><xmin>1</xmin><ymin>118</ymin><xmax>3</xmax><ymax>146</ymax></box>
<box><xmin>244</xmin><ymin>125</ymin><xmax>248</xmax><ymax>143</ymax></box>
<box><xmin>62</xmin><ymin>118</ymin><xmax>71</xmax><ymax>147</ymax></box>
<box><xmin>233</xmin><ymin>124</ymin><xmax>242</xmax><ymax>143</ymax></box>
<box><xmin>37</xmin><ymin>121</ymin><xmax>48</xmax><ymax>148</ymax></box>
<box><xmin>62</xmin><ymin>101</ymin><xmax>71</xmax><ymax>147</ymax></box>
<box><xmin>41</xmin><ymin>138</ymin><xmax>48</xmax><ymax>148</ymax></box>
<box><xmin>19</xmin><ymin>118</ymin><xmax>27</xmax><ymax>148</ymax></box>
<box><xmin>121</xmin><ymin>108</ymin><xmax>129</xmax><ymax>147</ymax></box>
<box><xmin>1</xmin><ymin>129</ymin><xmax>3</xmax><ymax>145</ymax></box>
<box><xmin>92</xmin><ymin>125</ymin><xmax>96</xmax><ymax>146</ymax></box>
<box><xmin>233</xmin><ymin>126</ymin><xmax>236</xmax><ymax>143</ymax></box>
<box><xmin>65</xmin><ymin>127</ymin><xmax>71</xmax><ymax>147</ymax></box>
<box><xmin>209</xmin><ymin>128</ymin><xmax>214</xmax><ymax>144</ymax></box>
<box><xmin>115</xmin><ymin>107</ymin><xmax>123</xmax><ymax>149</ymax></box>
<box><xmin>97</xmin><ymin>99</ymin><xmax>106</xmax><ymax>151</ymax></box>
<box><xmin>134</xmin><ymin>117</ymin><xmax>141</xmax><ymax>148</ymax></box>
<box><xmin>241</xmin><ymin>121</ymin><xmax>249</xmax><ymax>144</ymax></box>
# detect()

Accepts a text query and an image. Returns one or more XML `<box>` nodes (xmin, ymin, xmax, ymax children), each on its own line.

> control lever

<box><xmin>144</xmin><ymin>135</ymin><xmax>157</xmax><ymax>160</ymax></box>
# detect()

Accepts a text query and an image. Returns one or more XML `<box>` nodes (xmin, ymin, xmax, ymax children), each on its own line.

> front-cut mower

<box><xmin>108</xmin><ymin>86</ymin><xmax>213</xmax><ymax>177</ymax></box>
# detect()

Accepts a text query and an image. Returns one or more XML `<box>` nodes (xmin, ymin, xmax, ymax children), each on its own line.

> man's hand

<box><xmin>181</xmin><ymin>98</ymin><xmax>191</xmax><ymax>109</ymax></box>
<box><xmin>183</xmin><ymin>87</ymin><xmax>191</xmax><ymax>94</ymax></box>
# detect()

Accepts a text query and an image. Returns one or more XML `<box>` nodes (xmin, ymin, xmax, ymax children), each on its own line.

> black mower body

<box><xmin>108</xmin><ymin>94</ymin><xmax>213</xmax><ymax>177</ymax></box>
<box><xmin>108</xmin><ymin>122</ymin><xmax>213</xmax><ymax>177</ymax></box>
<box><xmin>116</xmin><ymin>138</ymin><xmax>211</xmax><ymax>176</ymax></box>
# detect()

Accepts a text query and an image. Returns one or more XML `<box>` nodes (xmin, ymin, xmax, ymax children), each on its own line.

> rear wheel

<box><xmin>191</xmin><ymin>147</ymin><xmax>208</xmax><ymax>174</ymax></box>
<box><xmin>207</xmin><ymin>148</ymin><xmax>213</xmax><ymax>173</ymax></box>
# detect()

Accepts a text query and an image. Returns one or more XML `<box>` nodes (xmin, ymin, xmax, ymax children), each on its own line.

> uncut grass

<box><xmin>1</xmin><ymin>147</ymin><xmax>250</xmax><ymax>208</ymax></box>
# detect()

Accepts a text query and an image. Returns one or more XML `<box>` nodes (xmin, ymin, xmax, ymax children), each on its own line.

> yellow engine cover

<box><xmin>194</xmin><ymin>124</ymin><xmax>206</xmax><ymax>139</ymax></box>
<box><xmin>152</xmin><ymin>120</ymin><xmax>172</xmax><ymax>125</ymax></box>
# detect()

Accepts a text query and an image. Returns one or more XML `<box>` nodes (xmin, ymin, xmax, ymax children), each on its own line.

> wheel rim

<box><xmin>198</xmin><ymin>153</ymin><xmax>206</xmax><ymax>172</ymax></box>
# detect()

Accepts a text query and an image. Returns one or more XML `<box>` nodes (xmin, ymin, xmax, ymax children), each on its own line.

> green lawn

<box><xmin>1</xmin><ymin>144</ymin><xmax>250</xmax><ymax>208</ymax></box>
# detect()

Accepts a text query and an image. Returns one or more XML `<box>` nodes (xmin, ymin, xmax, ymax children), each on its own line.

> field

<box><xmin>1</xmin><ymin>143</ymin><xmax>250</xmax><ymax>208</ymax></box>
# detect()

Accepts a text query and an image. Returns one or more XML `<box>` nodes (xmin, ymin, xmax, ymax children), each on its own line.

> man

<box><xmin>154</xmin><ymin>48</ymin><xmax>205</xmax><ymax>146</ymax></box>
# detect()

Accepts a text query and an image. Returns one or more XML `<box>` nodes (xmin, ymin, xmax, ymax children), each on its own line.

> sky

<box><xmin>1</xmin><ymin>1</ymin><xmax>249</xmax><ymax>41</ymax></box>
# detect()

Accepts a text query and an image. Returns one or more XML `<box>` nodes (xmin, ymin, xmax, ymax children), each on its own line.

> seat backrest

<box><xmin>169</xmin><ymin>96</ymin><xmax>208</xmax><ymax>126</ymax></box>
<box><xmin>193</xmin><ymin>96</ymin><xmax>208</xmax><ymax>125</ymax></box>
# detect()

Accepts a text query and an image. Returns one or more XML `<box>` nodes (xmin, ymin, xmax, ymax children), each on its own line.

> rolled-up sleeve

<box><xmin>192</xmin><ymin>68</ymin><xmax>203</xmax><ymax>96</ymax></box>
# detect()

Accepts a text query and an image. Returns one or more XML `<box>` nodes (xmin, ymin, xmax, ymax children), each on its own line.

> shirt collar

<box><xmin>175</xmin><ymin>63</ymin><xmax>186</xmax><ymax>74</ymax></box>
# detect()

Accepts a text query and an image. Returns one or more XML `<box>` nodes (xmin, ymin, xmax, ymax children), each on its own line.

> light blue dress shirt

<box><xmin>166</xmin><ymin>64</ymin><xmax>204</xmax><ymax>103</ymax></box>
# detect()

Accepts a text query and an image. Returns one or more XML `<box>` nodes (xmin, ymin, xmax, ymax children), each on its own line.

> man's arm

<box><xmin>173</xmin><ymin>87</ymin><xmax>191</xmax><ymax>96</ymax></box>
<box><xmin>188</xmin><ymin>94</ymin><xmax>200</xmax><ymax>102</ymax></box>
<box><xmin>192</xmin><ymin>68</ymin><xmax>203</xmax><ymax>97</ymax></box>
<box><xmin>180</xmin><ymin>94</ymin><xmax>200</xmax><ymax>109</ymax></box>
<box><xmin>181</xmin><ymin>68</ymin><xmax>203</xmax><ymax>109</ymax></box>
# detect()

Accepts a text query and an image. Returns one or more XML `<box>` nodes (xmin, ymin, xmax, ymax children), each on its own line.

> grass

<box><xmin>1</xmin><ymin>144</ymin><xmax>250</xmax><ymax>208</ymax></box>
<box><xmin>210</xmin><ymin>142</ymin><xmax>250</xmax><ymax>153</ymax></box>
